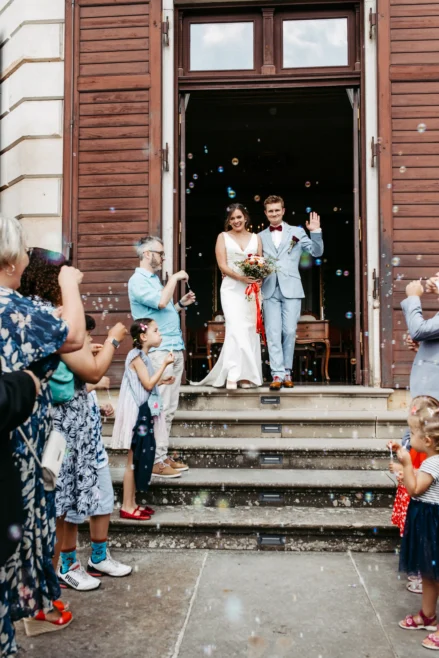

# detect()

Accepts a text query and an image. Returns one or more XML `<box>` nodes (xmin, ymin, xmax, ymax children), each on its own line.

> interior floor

<box><xmin>183</xmin><ymin>88</ymin><xmax>357</xmax><ymax>383</ymax></box>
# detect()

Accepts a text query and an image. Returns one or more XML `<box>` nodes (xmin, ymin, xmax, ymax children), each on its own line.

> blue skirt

<box><xmin>399</xmin><ymin>498</ymin><xmax>439</xmax><ymax>580</ymax></box>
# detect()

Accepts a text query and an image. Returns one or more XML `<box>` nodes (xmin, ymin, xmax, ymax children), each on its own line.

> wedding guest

<box><xmin>0</xmin><ymin>215</ymin><xmax>85</xmax><ymax>651</ymax></box>
<box><xmin>112</xmin><ymin>318</ymin><xmax>181</xmax><ymax>515</ymax></box>
<box><xmin>54</xmin><ymin>315</ymin><xmax>130</xmax><ymax>590</ymax></box>
<box><xmin>128</xmin><ymin>236</ymin><xmax>193</xmax><ymax>473</ymax></box>
<box><xmin>0</xmin><ymin>367</ymin><xmax>39</xmax><ymax>567</ymax></box>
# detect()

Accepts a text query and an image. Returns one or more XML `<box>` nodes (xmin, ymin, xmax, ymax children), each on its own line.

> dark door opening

<box><xmin>180</xmin><ymin>87</ymin><xmax>362</xmax><ymax>384</ymax></box>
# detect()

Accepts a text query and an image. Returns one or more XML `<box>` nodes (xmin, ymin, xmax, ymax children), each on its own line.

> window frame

<box><xmin>275</xmin><ymin>8</ymin><xmax>357</xmax><ymax>75</ymax></box>
<box><xmin>183</xmin><ymin>12</ymin><xmax>263</xmax><ymax>77</ymax></box>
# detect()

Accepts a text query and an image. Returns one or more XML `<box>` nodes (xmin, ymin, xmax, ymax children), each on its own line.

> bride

<box><xmin>194</xmin><ymin>203</ymin><xmax>263</xmax><ymax>389</ymax></box>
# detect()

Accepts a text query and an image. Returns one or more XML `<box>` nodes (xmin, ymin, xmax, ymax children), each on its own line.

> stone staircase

<box><xmin>99</xmin><ymin>386</ymin><xmax>408</xmax><ymax>552</ymax></box>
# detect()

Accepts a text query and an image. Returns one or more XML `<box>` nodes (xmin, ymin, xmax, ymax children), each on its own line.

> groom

<box><xmin>259</xmin><ymin>195</ymin><xmax>324</xmax><ymax>390</ymax></box>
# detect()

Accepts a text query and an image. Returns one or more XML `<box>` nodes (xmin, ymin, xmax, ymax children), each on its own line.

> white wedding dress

<box><xmin>194</xmin><ymin>232</ymin><xmax>263</xmax><ymax>387</ymax></box>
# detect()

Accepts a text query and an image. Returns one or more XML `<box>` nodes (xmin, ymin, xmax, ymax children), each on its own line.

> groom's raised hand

<box><xmin>306</xmin><ymin>212</ymin><xmax>321</xmax><ymax>232</ymax></box>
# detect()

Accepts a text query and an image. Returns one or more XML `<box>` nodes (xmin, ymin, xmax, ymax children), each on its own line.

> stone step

<box><xmin>170</xmin><ymin>409</ymin><xmax>407</xmax><ymax>439</ymax></box>
<box><xmin>102</xmin><ymin>409</ymin><xmax>407</xmax><ymax>440</ymax></box>
<box><xmin>110</xmin><ymin>467</ymin><xmax>397</xmax><ymax>508</ymax></box>
<box><xmin>178</xmin><ymin>385</ymin><xmax>394</xmax><ymax>412</ymax></box>
<box><xmin>99</xmin><ymin>506</ymin><xmax>398</xmax><ymax>552</ymax></box>
<box><xmin>107</xmin><ymin>438</ymin><xmax>392</xmax><ymax>470</ymax></box>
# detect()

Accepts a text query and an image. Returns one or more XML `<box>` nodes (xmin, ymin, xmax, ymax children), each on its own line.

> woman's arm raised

<box><xmin>57</xmin><ymin>266</ymin><xmax>86</xmax><ymax>353</ymax></box>
<box><xmin>62</xmin><ymin>323</ymin><xmax>127</xmax><ymax>384</ymax></box>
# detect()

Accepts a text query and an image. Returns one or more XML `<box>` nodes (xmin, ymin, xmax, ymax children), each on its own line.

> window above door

<box><xmin>179</xmin><ymin>4</ymin><xmax>360</xmax><ymax>82</ymax></box>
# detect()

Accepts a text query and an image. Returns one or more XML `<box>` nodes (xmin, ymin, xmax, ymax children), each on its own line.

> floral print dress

<box><xmin>0</xmin><ymin>287</ymin><xmax>68</xmax><ymax>657</ymax></box>
<box><xmin>54</xmin><ymin>377</ymin><xmax>100</xmax><ymax>518</ymax></box>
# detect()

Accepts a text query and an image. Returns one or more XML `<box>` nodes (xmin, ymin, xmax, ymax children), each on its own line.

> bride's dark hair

<box><xmin>224</xmin><ymin>204</ymin><xmax>251</xmax><ymax>231</ymax></box>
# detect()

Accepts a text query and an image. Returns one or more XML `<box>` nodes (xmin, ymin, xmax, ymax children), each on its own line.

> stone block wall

<box><xmin>0</xmin><ymin>0</ymin><xmax>65</xmax><ymax>251</ymax></box>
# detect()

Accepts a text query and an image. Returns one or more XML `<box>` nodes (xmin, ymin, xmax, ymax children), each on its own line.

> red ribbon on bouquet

<box><xmin>244</xmin><ymin>282</ymin><xmax>266</xmax><ymax>345</ymax></box>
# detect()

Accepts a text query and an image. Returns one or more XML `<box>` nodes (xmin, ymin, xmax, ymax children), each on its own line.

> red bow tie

<box><xmin>269</xmin><ymin>225</ymin><xmax>282</xmax><ymax>232</ymax></box>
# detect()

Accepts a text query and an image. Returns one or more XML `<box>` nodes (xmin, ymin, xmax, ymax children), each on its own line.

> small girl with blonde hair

<box><xmin>392</xmin><ymin>395</ymin><xmax>439</xmax><ymax>650</ymax></box>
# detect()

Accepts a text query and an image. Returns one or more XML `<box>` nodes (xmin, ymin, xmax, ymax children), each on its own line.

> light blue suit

<box><xmin>259</xmin><ymin>223</ymin><xmax>324</xmax><ymax>379</ymax></box>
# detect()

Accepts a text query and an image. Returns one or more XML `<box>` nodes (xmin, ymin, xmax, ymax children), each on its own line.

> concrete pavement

<box><xmin>17</xmin><ymin>550</ymin><xmax>429</xmax><ymax>657</ymax></box>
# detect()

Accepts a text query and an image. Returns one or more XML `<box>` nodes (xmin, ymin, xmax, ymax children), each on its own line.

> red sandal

<box><xmin>120</xmin><ymin>506</ymin><xmax>151</xmax><ymax>520</ymax></box>
<box><xmin>423</xmin><ymin>633</ymin><xmax>439</xmax><ymax>650</ymax></box>
<box><xmin>24</xmin><ymin>609</ymin><xmax>73</xmax><ymax>636</ymax></box>
<box><xmin>399</xmin><ymin>610</ymin><xmax>438</xmax><ymax>631</ymax></box>
<box><xmin>139</xmin><ymin>505</ymin><xmax>155</xmax><ymax>515</ymax></box>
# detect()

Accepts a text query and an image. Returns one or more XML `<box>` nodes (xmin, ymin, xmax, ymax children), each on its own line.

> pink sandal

<box><xmin>399</xmin><ymin>610</ymin><xmax>438</xmax><ymax>631</ymax></box>
<box><xmin>423</xmin><ymin>633</ymin><xmax>439</xmax><ymax>650</ymax></box>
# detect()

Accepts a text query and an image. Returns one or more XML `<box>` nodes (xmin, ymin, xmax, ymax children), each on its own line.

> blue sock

<box><xmin>60</xmin><ymin>548</ymin><xmax>77</xmax><ymax>574</ymax></box>
<box><xmin>91</xmin><ymin>540</ymin><xmax>107</xmax><ymax>564</ymax></box>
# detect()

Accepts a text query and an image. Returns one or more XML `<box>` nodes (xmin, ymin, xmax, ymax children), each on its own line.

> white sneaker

<box><xmin>58</xmin><ymin>560</ymin><xmax>101</xmax><ymax>591</ymax></box>
<box><xmin>88</xmin><ymin>550</ymin><xmax>132</xmax><ymax>578</ymax></box>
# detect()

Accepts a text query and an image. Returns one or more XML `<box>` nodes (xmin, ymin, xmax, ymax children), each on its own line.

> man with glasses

<box><xmin>128</xmin><ymin>236</ymin><xmax>196</xmax><ymax>477</ymax></box>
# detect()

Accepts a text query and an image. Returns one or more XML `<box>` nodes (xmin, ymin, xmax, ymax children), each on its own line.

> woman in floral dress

<box><xmin>0</xmin><ymin>216</ymin><xmax>85</xmax><ymax>655</ymax></box>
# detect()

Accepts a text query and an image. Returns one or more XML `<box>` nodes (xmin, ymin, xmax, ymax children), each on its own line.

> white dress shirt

<box><xmin>270</xmin><ymin>222</ymin><xmax>284</xmax><ymax>249</ymax></box>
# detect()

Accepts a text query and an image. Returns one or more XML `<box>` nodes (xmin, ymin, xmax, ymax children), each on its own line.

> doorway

<box><xmin>179</xmin><ymin>87</ymin><xmax>363</xmax><ymax>384</ymax></box>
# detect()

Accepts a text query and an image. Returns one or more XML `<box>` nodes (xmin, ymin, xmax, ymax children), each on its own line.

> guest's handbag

<box><xmin>17</xmin><ymin>427</ymin><xmax>66</xmax><ymax>491</ymax></box>
<box><xmin>49</xmin><ymin>362</ymin><xmax>74</xmax><ymax>404</ymax></box>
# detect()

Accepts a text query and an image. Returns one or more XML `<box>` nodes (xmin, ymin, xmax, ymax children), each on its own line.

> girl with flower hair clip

<box><xmin>389</xmin><ymin>395</ymin><xmax>439</xmax><ymax>651</ymax></box>
<box><xmin>111</xmin><ymin>318</ymin><xmax>179</xmax><ymax>521</ymax></box>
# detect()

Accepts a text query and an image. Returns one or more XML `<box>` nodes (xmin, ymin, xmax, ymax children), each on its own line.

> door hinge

<box><xmin>358</xmin><ymin>216</ymin><xmax>362</xmax><ymax>242</ymax></box>
<box><xmin>371</xmin><ymin>136</ymin><xmax>380</xmax><ymax>168</ymax></box>
<box><xmin>162</xmin><ymin>16</ymin><xmax>170</xmax><ymax>46</ymax></box>
<box><xmin>369</xmin><ymin>9</ymin><xmax>377</xmax><ymax>39</ymax></box>
<box><xmin>162</xmin><ymin>143</ymin><xmax>169</xmax><ymax>172</ymax></box>
<box><xmin>372</xmin><ymin>268</ymin><xmax>379</xmax><ymax>300</ymax></box>
<box><xmin>360</xmin><ymin>331</ymin><xmax>364</xmax><ymax>355</ymax></box>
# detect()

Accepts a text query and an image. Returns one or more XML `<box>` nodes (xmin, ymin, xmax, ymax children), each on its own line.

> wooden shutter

<box><xmin>377</xmin><ymin>0</ymin><xmax>439</xmax><ymax>389</ymax></box>
<box><xmin>63</xmin><ymin>0</ymin><xmax>162</xmax><ymax>382</ymax></box>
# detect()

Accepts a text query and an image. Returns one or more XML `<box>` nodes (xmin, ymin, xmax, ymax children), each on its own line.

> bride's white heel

<box><xmin>226</xmin><ymin>380</ymin><xmax>237</xmax><ymax>390</ymax></box>
<box><xmin>238</xmin><ymin>381</ymin><xmax>254</xmax><ymax>389</ymax></box>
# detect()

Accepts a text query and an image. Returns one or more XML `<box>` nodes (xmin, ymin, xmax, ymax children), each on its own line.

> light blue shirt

<box><xmin>128</xmin><ymin>268</ymin><xmax>185</xmax><ymax>352</ymax></box>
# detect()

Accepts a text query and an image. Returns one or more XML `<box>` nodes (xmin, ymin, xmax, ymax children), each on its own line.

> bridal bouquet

<box><xmin>237</xmin><ymin>254</ymin><xmax>276</xmax><ymax>282</ymax></box>
<box><xmin>236</xmin><ymin>255</ymin><xmax>276</xmax><ymax>344</ymax></box>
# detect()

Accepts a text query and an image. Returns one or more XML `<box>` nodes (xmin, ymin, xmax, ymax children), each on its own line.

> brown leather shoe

<box><xmin>269</xmin><ymin>377</ymin><xmax>283</xmax><ymax>391</ymax></box>
<box><xmin>283</xmin><ymin>379</ymin><xmax>294</xmax><ymax>388</ymax></box>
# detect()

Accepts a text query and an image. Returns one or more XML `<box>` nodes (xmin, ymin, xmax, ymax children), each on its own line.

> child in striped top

<box><xmin>395</xmin><ymin>395</ymin><xmax>439</xmax><ymax>650</ymax></box>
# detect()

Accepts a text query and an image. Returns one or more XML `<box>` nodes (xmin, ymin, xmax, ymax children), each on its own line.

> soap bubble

<box><xmin>299</xmin><ymin>252</ymin><xmax>312</xmax><ymax>270</ymax></box>
<box><xmin>189</xmin><ymin>182</ymin><xmax>194</xmax><ymax>189</ymax></box>
<box><xmin>306</xmin><ymin>207</ymin><xmax>312</xmax><ymax>213</ymax></box>
<box><xmin>218</xmin><ymin>166</ymin><xmax>224</xmax><ymax>173</ymax></box>
<box><xmin>186</xmin><ymin>188</ymin><xmax>190</xmax><ymax>194</ymax></box>
<box><xmin>345</xmin><ymin>312</ymin><xmax>353</xmax><ymax>319</ymax></box>
<box><xmin>417</xmin><ymin>123</ymin><xmax>427</xmax><ymax>133</ymax></box>
<box><xmin>179</xmin><ymin>161</ymin><xmax>186</xmax><ymax>169</ymax></box>
<box><xmin>109</xmin><ymin>207</ymin><xmax>116</xmax><ymax>213</ymax></box>
<box><xmin>7</xmin><ymin>524</ymin><xmax>22</xmax><ymax>542</ymax></box>
<box><xmin>193</xmin><ymin>174</ymin><xmax>198</xmax><ymax>180</ymax></box>
<box><xmin>343</xmin><ymin>271</ymin><xmax>349</xmax><ymax>277</ymax></box>
<box><xmin>392</xmin><ymin>205</ymin><xmax>399</xmax><ymax>213</ymax></box>
<box><xmin>399</xmin><ymin>166</ymin><xmax>407</xmax><ymax>174</ymax></box>
<box><xmin>336</xmin><ymin>270</ymin><xmax>342</xmax><ymax>276</ymax></box>
<box><xmin>308</xmin><ymin>370</ymin><xmax>312</xmax><ymax>375</ymax></box>
<box><xmin>391</xmin><ymin>256</ymin><xmax>401</xmax><ymax>266</ymax></box>
<box><xmin>315</xmin><ymin>258</ymin><xmax>322</xmax><ymax>265</ymax></box>
<box><xmin>305</xmin><ymin>181</ymin><xmax>311</xmax><ymax>188</ymax></box>
<box><xmin>364</xmin><ymin>491</ymin><xmax>374</xmax><ymax>503</ymax></box>
<box><xmin>225</xmin><ymin>595</ymin><xmax>242</xmax><ymax>622</ymax></box>
<box><xmin>204</xmin><ymin>146</ymin><xmax>208</xmax><ymax>154</ymax></box>
<box><xmin>254</xmin><ymin>195</ymin><xmax>261</xmax><ymax>202</ymax></box>
<box><xmin>187</xmin><ymin>153</ymin><xmax>193</xmax><ymax>159</ymax></box>
<box><xmin>228</xmin><ymin>189</ymin><xmax>236</xmax><ymax>199</ymax></box>
<box><xmin>232</xmin><ymin>158</ymin><xmax>239</xmax><ymax>166</ymax></box>
<box><xmin>333</xmin><ymin>207</ymin><xmax>338</xmax><ymax>212</ymax></box>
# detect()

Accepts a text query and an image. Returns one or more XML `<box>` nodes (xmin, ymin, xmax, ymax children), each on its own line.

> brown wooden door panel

<box><xmin>63</xmin><ymin>0</ymin><xmax>162</xmax><ymax>385</ymax></box>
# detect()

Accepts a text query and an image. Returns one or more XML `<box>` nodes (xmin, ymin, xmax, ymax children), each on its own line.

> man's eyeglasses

<box><xmin>146</xmin><ymin>250</ymin><xmax>165</xmax><ymax>258</ymax></box>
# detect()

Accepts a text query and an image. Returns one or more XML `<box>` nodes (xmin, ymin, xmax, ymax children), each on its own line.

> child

<box><xmin>389</xmin><ymin>441</ymin><xmax>426</xmax><ymax>594</ymax></box>
<box><xmin>111</xmin><ymin>318</ymin><xmax>184</xmax><ymax>522</ymax></box>
<box><xmin>58</xmin><ymin>316</ymin><xmax>132</xmax><ymax>590</ymax></box>
<box><xmin>395</xmin><ymin>395</ymin><xmax>439</xmax><ymax>651</ymax></box>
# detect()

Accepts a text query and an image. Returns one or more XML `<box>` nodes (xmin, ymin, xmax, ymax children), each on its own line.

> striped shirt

<box><xmin>413</xmin><ymin>455</ymin><xmax>439</xmax><ymax>505</ymax></box>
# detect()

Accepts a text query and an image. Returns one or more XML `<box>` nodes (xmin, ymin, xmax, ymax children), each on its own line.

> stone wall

<box><xmin>0</xmin><ymin>0</ymin><xmax>65</xmax><ymax>251</ymax></box>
